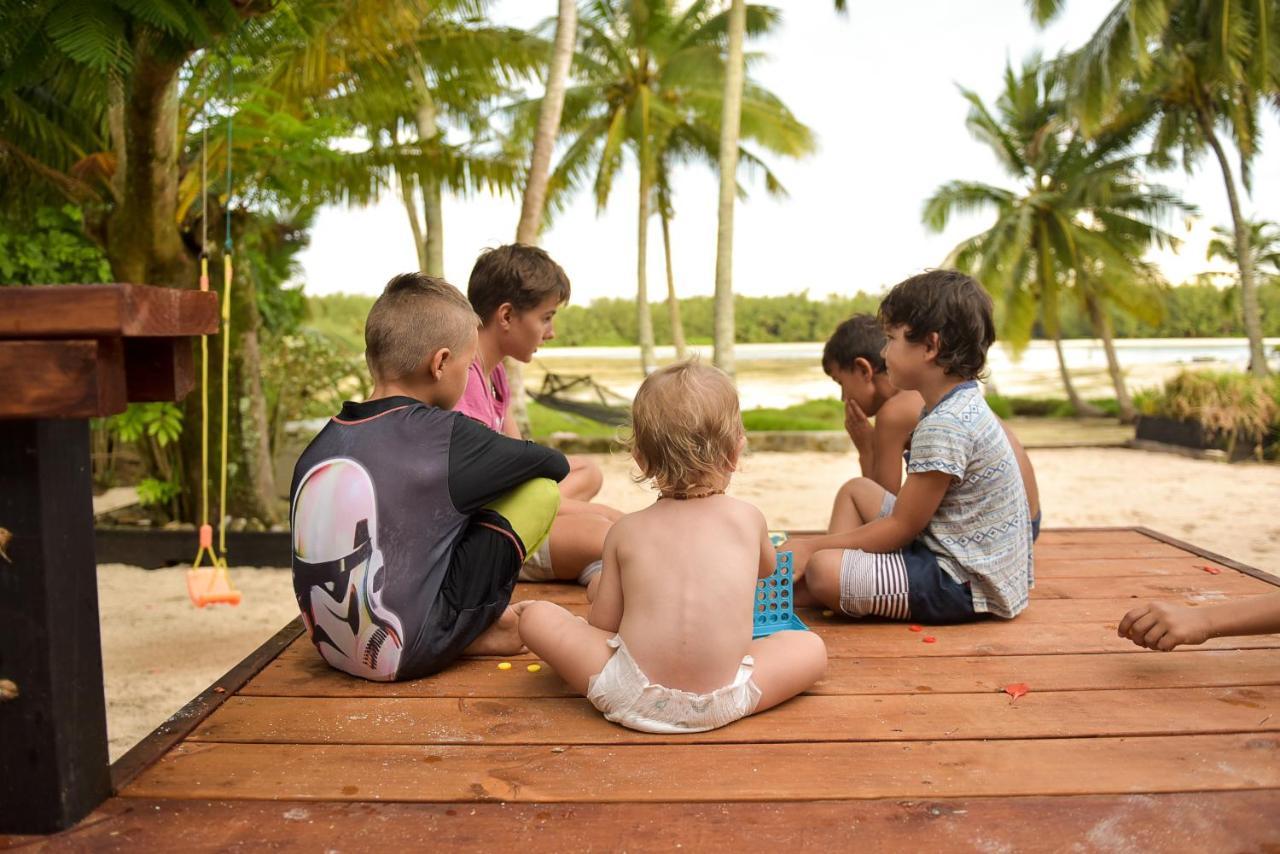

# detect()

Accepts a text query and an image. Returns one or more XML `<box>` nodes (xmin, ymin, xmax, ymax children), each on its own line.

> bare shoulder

<box><xmin>879</xmin><ymin>392</ymin><xmax>924</xmax><ymax>430</ymax></box>
<box><xmin>723</xmin><ymin>495</ymin><xmax>769</xmax><ymax>530</ymax></box>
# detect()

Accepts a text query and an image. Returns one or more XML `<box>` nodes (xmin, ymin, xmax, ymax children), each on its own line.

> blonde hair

<box><xmin>364</xmin><ymin>273</ymin><xmax>479</xmax><ymax>381</ymax></box>
<box><xmin>628</xmin><ymin>360</ymin><xmax>743</xmax><ymax>494</ymax></box>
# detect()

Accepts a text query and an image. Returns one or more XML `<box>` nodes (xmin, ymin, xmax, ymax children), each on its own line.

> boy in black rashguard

<box><xmin>290</xmin><ymin>273</ymin><xmax>568</xmax><ymax>681</ymax></box>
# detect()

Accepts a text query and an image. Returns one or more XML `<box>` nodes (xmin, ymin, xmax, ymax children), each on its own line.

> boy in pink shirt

<box><xmin>455</xmin><ymin>244</ymin><xmax>621</xmax><ymax>588</ymax></box>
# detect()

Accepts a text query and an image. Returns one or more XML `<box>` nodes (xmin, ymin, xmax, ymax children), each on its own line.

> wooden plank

<box><xmin>508</xmin><ymin>592</ymin><xmax>1250</xmax><ymax>624</ymax></box>
<box><xmin>1032</xmin><ymin>557</ymin><xmax>1240</xmax><ymax>577</ymax></box>
<box><xmin>121</xmin><ymin>733</ymin><xmax>1280</xmax><ymax>802</ymax></box>
<box><xmin>274</xmin><ymin>619</ymin><xmax>1280</xmax><ymax>660</ymax></box>
<box><xmin>1031</xmin><ymin>574</ymin><xmax>1268</xmax><ymax>599</ymax></box>
<box><xmin>1036</xmin><ymin>528</ymin><xmax>1160</xmax><ymax>544</ymax></box>
<box><xmin>0</xmin><ymin>283</ymin><xmax>218</xmax><ymax>339</ymax></box>
<box><xmin>18</xmin><ymin>792</ymin><xmax>1280</xmax><ymax>851</ymax></box>
<box><xmin>1028</xmin><ymin>543</ymin><xmax>1193</xmax><ymax>560</ymax></box>
<box><xmin>0</xmin><ymin>339</ymin><xmax>127</xmax><ymax>418</ymax></box>
<box><xmin>1137</xmin><ymin>526</ymin><xmax>1280</xmax><ymax>591</ymax></box>
<box><xmin>243</xmin><ymin>648</ymin><xmax>1280</xmax><ymax>698</ymax></box>
<box><xmin>191</xmin><ymin>685</ymin><xmax>1280</xmax><ymax>746</ymax></box>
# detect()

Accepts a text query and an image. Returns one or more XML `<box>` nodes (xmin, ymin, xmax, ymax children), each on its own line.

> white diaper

<box><xmin>585</xmin><ymin>635</ymin><xmax>763</xmax><ymax>734</ymax></box>
<box><xmin>517</xmin><ymin>537</ymin><xmax>555</xmax><ymax>581</ymax></box>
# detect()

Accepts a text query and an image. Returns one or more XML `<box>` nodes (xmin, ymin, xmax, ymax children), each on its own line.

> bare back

<box><xmin>609</xmin><ymin>496</ymin><xmax>770</xmax><ymax>694</ymax></box>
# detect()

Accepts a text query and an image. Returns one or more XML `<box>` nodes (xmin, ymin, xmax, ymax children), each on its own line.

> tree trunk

<box><xmin>225</xmin><ymin>266</ymin><xmax>280</xmax><ymax>526</ymax></box>
<box><xmin>411</xmin><ymin>73</ymin><xmax>445</xmax><ymax>277</ymax></box>
<box><xmin>1085</xmin><ymin>294</ymin><xmax>1135</xmax><ymax>423</ymax></box>
<box><xmin>515</xmin><ymin>0</ymin><xmax>577</xmax><ymax>246</ymax></box>
<box><xmin>712</xmin><ymin>0</ymin><xmax>747</xmax><ymax>378</ymax></box>
<box><xmin>509</xmin><ymin>0</ymin><xmax>578</xmax><ymax>437</ymax></box>
<box><xmin>1197</xmin><ymin>106</ymin><xmax>1268</xmax><ymax>377</ymax></box>
<box><xmin>636</xmin><ymin>88</ymin><xmax>656</xmax><ymax>374</ymax></box>
<box><xmin>661</xmin><ymin>208</ymin><xmax>688</xmax><ymax>359</ymax></box>
<box><xmin>399</xmin><ymin>173</ymin><xmax>428</xmax><ymax>272</ymax></box>
<box><xmin>636</xmin><ymin>171</ymin><xmax>656</xmax><ymax>374</ymax></box>
<box><xmin>1051</xmin><ymin>332</ymin><xmax>1101</xmax><ymax>417</ymax></box>
<box><xmin>106</xmin><ymin>50</ymin><xmax>193</xmax><ymax>290</ymax></box>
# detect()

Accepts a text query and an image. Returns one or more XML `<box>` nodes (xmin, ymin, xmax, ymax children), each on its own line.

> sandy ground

<box><xmin>96</xmin><ymin>447</ymin><xmax>1280</xmax><ymax>760</ymax></box>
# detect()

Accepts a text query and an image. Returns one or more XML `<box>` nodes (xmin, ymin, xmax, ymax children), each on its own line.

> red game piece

<box><xmin>1199</xmin><ymin>564</ymin><xmax>1222</xmax><ymax>575</ymax></box>
<box><xmin>922</xmin><ymin>636</ymin><xmax>937</xmax><ymax>644</ymax></box>
<box><xmin>1003</xmin><ymin>683</ymin><xmax>1029</xmax><ymax>700</ymax></box>
<box><xmin>908</xmin><ymin>624</ymin><xmax>923</xmax><ymax>632</ymax></box>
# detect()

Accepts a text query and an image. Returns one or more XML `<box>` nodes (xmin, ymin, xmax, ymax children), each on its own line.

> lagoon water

<box><xmin>529</xmin><ymin>338</ymin><xmax>1280</xmax><ymax>410</ymax></box>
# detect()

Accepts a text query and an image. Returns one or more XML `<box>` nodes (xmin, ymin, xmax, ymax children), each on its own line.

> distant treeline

<box><xmin>305</xmin><ymin>279</ymin><xmax>1280</xmax><ymax>350</ymax></box>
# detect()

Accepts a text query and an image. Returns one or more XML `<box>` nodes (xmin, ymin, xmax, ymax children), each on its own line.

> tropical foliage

<box><xmin>924</xmin><ymin>56</ymin><xmax>1191</xmax><ymax>420</ymax></box>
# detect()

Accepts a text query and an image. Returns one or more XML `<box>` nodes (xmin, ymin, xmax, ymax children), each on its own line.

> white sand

<box><xmin>96</xmin><ymin>447</ymin><xmax>1280</xmax><ymax>760</ymax></box>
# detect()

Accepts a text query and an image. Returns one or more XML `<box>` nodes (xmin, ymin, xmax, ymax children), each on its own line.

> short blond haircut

<box><xmin>628</xmin><ymin>360</ymin><xmax>743</xmax><ymax>493</ymax></box>
<box><xmin>364</xmin><ymin>273</ymin><xmax>479</xmax><ymax>381</ymax></box>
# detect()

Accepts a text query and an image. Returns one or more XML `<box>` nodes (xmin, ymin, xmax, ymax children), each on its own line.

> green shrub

<box><xmin>1143</xmin><ymin>370</ymin><xmax>1279</xmax><ymax>456</ymax></box>
<box><xmin>985</xmin><ymin>394</ymin><xmax>1014</xmax><ymax>419</ymax></box>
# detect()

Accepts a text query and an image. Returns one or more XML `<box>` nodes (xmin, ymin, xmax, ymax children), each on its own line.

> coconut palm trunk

<box><xmin>509</xmin><ymin>0</ymin><xmax>578</xmax><ymax>436</ymax></box>
<box><xmin>1085</xmin><ymin>294</ymin><xmax>1135</xmax><ymax>423</ymax></box>
<box><xmin>1194</xmin><ymin>106</ymin><xmax>1267</xmax><ymax>377</ymax></box>
<box><xmin>635</xmin><ymin>177</ymin><xmax>656</xmax><ymax>373</ymax></box>
<box><xmin>399</xmin><ymin>172</ymin><xmax>429</xmax><ymax>272</ymax></box>
<box><xmin>712</xmin><ymin>0</ymin><xmax>747</xmax><ymax>378</ymax></box>
<box><xmin>1051</xmin><ymin>332</ymin><xmax>1101</xmax><ymax>418</ymax></box>
<box><xmin>411</xmin><ymin>72</ymin><xmax>445</xmax><ymax>277</ymax></box>
<box><xmin>661</xmin><ymin>208</ymin><xmax>688</xmax><ymax>359</ymax></box>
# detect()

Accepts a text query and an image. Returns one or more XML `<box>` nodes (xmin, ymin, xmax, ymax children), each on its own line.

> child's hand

<box><xmin>777</xmin><ymin>539</ymin><xmax>813</xmax><ymax>581</ymax></box>
<box><xmin>1118</xmin><ymin>601</ymin><xmax>1213</xmax><ymax>651</ymax></box>
<box><xmin>844</xmin><ymin>399</ymin><xmax>874</xmax><ymax>452</ymax></box>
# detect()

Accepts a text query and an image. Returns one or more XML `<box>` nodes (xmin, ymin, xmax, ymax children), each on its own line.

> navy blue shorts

<box><xmin>837</xmin><ymin>541</ymin><xmax>978</xmax><ymax>624</ymax></box>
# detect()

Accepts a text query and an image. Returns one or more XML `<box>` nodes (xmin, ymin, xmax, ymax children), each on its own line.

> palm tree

<box><xmin>505</xmin><ymin>0</ymin><xmax>578</xmax><ymax>438</ymax></box>
<box><xmin>1207</xmin><ymin>218</ymin><xmax>1280</xmax><ymax>276</ymax></box>
<box><xmin>924</xmin><ymin>57</ymin><xmax>1190</xmax><ymax>422</ymax></box>
<box><xmin>713</xmin><ymin>0</ymin><xmax>747</xmax><ymax>377</ymax></box>
<box><xmin>536</xmin><ymin>0</ymin><xmax>812</xmax><ymax>373</ymax></box>
<box><xmin>712</xmin><ymin>0</ymin><xmax>845</xmax><ymax>376</ymax></box>
<box><xmin>517</xmin><ymin>0</ymin><xmax>579</xmax><ymax>245</ymax></box>
<box><xmin>1030</xmin><ymin>0</ymin><xmax>1280</xmax><ymax>377</ymax></box>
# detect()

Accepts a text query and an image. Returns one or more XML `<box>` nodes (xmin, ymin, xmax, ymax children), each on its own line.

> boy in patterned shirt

<box><xmin>782</xmin><ymin>270</ymin><xmax>1034</xmax><ymax>623</ymax></box>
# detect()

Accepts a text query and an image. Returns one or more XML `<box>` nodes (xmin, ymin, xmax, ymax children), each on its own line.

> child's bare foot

<box><xmin>462</xmin><ymin>602</ymin><xmax>528</xmax><ymax>657</ymax></box>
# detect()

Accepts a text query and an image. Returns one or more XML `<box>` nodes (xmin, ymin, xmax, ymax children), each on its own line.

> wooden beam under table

<box><xmin>0</xmin><ymin>339</ymin><xmax>127</xmax><ymax>419</ymax></box>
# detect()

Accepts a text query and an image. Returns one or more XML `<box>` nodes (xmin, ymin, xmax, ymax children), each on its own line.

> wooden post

<box><xmin>0</xmin><ymin>420</ymin><xmax>111</xmax><ymax>833</ymax></box>
<box><xmin>0</xmin><ymin>283</ymin><xmax>217</xmax><ymax>834</ymax></box>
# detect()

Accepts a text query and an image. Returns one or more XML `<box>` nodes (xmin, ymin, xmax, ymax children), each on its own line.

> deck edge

<box><xmin>1134</xmin><ymin>526</ymin><xmax>1280</xmax><ymax>590</ymax></box>
<box><xmin>109</xmin><ymin>617</ymin><xmax>304</xmax><ymax>792</ymax></box>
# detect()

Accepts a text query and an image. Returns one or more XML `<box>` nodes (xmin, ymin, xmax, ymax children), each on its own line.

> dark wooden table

<box><xmin>0</xmin><ymin>284</ymin><xmax>217</xmax><ymax>834</ymax></box>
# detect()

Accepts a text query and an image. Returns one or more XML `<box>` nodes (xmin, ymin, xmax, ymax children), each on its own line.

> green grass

<box><xmin>528</xmin><ymin>400</ymin><xmax>621</xmax><ymax>440</ymax></box>
<box><xmin>741</xmin><ymin>399</ymin><xmax>843</xmax><ymax>432</ymax></box>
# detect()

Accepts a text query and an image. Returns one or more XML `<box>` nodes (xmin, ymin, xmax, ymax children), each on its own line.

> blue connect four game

<box><xmin>755</xmin><ymin>532</ymin><xmax>808</xmax><ymax>638</ymax></box>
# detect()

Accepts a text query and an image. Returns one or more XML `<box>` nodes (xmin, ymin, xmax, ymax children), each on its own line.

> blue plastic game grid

<box><xmin>753</xmin><ymin>545</ymin><xmax>808</xmax><ymax>638</ymax></box>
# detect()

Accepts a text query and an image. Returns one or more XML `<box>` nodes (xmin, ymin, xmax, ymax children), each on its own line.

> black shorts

<box><xmin>401</xmin><ymin>509</ymin><xmax>524</xmax><ymax>679</ymax></box>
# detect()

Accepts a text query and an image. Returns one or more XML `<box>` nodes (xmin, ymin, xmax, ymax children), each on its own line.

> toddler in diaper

<box><xmin>517</xmin><ymin>361</ymin><xmax>827</xmax><ymax>733</ymax></box>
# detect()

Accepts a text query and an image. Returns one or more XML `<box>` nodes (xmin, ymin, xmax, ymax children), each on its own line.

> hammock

<box><xmin>529</xmin><ymin>370</ymin><xmax>630</xmax><ymax>426</ymax></box>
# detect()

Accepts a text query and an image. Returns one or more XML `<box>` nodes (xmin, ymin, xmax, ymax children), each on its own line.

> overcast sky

<box><xmin>295</xmin><ymin>0</ymin><xmax>1280</xmax><ymax>303</ymax></box>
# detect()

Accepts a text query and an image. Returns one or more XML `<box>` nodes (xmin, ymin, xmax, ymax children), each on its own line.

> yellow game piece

<box><xmin>527</xmin><ymin>663</ymin><xmax>542</xmax><ymax>673</ymax></box>
<box><xmin>497</xmin><ymin>662</ymin><xmax>512</xmax><ymax>670</ymax></box>
<box><xmin>822</xmin><ymin>610</ymin><xmax>834</xmax><ymax>617</ymax></box>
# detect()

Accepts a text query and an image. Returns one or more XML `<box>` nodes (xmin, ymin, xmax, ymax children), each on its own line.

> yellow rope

<box><xmin>192</xmin><ymin>254</ymin><xmax>219</xmax><ymax>570</ymax></box>
<box><xmin>217</xmin><ymin>252</ymin><xmax>233</xmax><ymax>567</ymax></box>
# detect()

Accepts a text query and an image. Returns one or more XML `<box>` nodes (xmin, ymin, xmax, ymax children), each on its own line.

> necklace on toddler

<box><xmin>658</xmin><ymin>488</ymin><xmax>725</xmax><ymax>500</ymax></box>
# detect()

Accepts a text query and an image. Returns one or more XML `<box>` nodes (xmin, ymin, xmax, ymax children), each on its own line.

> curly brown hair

<box><xmin>877</xmin><ymin>270</ymin><xmax>995</xmax><ymax>381</ymax></box>
<box><xmin>627</xmin><ymin>361</ymin><xmax>743</xmax><ymax>494</ymax></box>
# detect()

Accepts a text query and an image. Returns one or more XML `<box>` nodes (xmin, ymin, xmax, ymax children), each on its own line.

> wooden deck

<box><xmin>9</xmin><ymin>528</ymin><xmax>1280</xmax><ymax>850</ymax></box>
